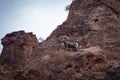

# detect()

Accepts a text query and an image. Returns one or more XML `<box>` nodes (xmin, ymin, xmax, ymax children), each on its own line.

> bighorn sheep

<box><xmin>59</xmin><ymin>36</ymin><xmax>80</xmax><ymax>51</ymax></box>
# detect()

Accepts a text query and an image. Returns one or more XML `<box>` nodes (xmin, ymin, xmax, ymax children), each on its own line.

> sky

<box><xmin>0</xmin><ymin>0</ymin><xmax>72</xmax><ymax>53</ymax></box>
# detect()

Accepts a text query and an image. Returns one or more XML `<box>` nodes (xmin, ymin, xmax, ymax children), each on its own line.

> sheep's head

<box><xmin>59</xmin><ymin>36</ymin><xmax>69</xmax><ymax>42</ymax></box>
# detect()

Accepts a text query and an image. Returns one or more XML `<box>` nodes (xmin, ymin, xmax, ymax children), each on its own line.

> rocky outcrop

<box><xmin>0</xmin><ymin>30</ymin><xmax>38</xmax><ymax>69</ymax></box>
<box><xmin>0</xmin><ymin>31</ymin><xmax>38</xmax><ymax>80</ymax></box>
<box><xmin>49</xmin><ymin>0</ymin><xmax>120</xmax><ymax>50</ymax></box>
<box><xmin>0</xmin><ymin>0</ymin><xmax>120</xmax><ymax>80</ymax></box>
<box><xmin>14</xmin><ymin>0</ymin><xmax>120</xmax><ymax>80</ymax></box>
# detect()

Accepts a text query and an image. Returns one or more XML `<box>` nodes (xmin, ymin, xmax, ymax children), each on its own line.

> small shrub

<box><xmin>65</xmin><ymin>5</ymin><xmax>70</xmax><ymax>11</ymax></box>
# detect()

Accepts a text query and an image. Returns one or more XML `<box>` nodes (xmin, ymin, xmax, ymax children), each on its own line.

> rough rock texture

<box><xmin>0</xmin><ymin>31</ymin><xmax>38</xmax><ymax>80</ymax></box>
<box><xmin>0</xmin><ymin>0</ymin><xmax>120</xmax><ymax>80</ymax></box>
<box><xmin>0</xmin><ymin>30</ymin><xmax>38</xmax><ymax>69</ymax></box>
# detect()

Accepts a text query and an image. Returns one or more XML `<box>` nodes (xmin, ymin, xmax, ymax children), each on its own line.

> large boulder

<box><xmin>0</xmin><ymin>30</ymin><xmax>38</xmax><ymax>69</ymax></box>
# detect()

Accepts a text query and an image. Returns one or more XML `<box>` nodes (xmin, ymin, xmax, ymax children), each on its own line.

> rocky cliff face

<box><xmin>0</xmin><ymin>31</ymin><xmax>38</xmax><ymax>69</ymax></box>
<box><xmin>0</xmin><ymin>0</ymin><xmax>120</xmax><ymax>80</ymax></box>
<box><xmin>0</xmin><ymin>31</ymin><xmax>38</xmax><ymax>80</ymax></box>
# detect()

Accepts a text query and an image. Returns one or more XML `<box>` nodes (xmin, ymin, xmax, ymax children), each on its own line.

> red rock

<box><xmin>1</xmin><ymin>0</ymin><xmax>120</xmax><ymax>80</ymax></box>
<box><xmin>0</xmin><ymin>30</ymin><xmax>38</xmax><ymax>69</ymax></box>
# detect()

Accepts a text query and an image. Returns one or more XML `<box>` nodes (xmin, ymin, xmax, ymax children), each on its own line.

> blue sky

<box><xmin>0</xmin><ymin>0</ymin><xmax>72</xmax><ymax>53</ymax></box>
